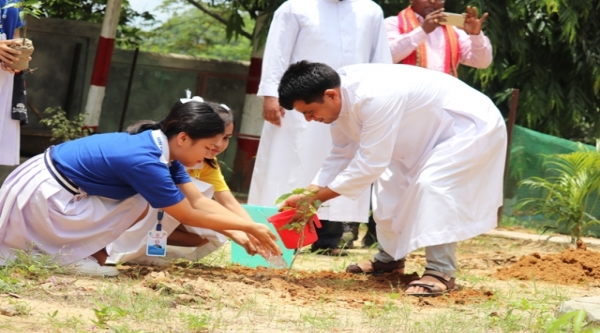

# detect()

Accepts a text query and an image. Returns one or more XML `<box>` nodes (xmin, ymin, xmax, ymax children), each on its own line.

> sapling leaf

<box><xmin>275</xmin><ymin>193</ymin><xmax>292</xmax><ymax>204</ymax></box>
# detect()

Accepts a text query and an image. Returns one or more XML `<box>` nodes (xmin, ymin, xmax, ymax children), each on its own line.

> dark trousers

<box><xmin>363</xmin><ymin>214</ymin><xmax>378</xmax><ymax>246</ymax></box>
<box><xmin>311</xmin><ymin>220</ymin><xmax>344</xmax><ymax>250</ymax></box>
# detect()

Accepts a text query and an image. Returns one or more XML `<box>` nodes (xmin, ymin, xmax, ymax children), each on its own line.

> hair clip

<box><xmin>220</xmin><ymin>104</ymin><xmax>230</xmax><ymax>110</ymax></box>
<box><xmin>180</xmin><ymin>96</ymin><xmax>204</xmax><ymax>104</ymax></box>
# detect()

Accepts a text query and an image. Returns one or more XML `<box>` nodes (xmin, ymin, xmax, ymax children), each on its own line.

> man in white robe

<box><xmin>248</xmin><ymin>0</ymin><xmax>392</xmax><ymax>255</ymax></box>
<box><xmin>277</xmin><ymin>61</ymin><xmax>506</xmax><ymax>296</ymax></box>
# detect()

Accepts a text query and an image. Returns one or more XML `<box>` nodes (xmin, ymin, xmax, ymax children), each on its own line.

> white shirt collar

<box><xmin>150</xmin><ymin>129</ymin><xmax>171</xmax><ymax>166</ymax></box>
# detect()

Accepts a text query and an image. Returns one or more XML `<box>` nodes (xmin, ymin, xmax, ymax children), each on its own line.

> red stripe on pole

<box><xmin>90</xmin><ymin>37</ymin><xmax>115</xmax><ymax>87</ymax></box>
<box><xmin>245</xmin><ymin>57</ymin><xmax>262</xmax><ymax>94</ymax></box>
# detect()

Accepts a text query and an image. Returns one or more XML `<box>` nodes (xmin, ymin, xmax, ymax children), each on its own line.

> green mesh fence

<box><xmin>503</xmin><ymin>125</ymin><xmax>600</xmax><ymax>236</ymax></box>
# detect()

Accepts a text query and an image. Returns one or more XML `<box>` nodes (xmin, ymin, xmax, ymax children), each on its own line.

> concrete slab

<box><xmin>557</xmin><ymin>297</ymin><xmax>600</xmax><ymax>323</ymax></box>
<box><xmin>485</xmin><ymin>229</ymin><xmax>600</xmax><ymax>246</ymax></box>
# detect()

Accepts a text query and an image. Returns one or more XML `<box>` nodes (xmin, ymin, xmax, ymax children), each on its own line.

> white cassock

<box><xmin>106</xmin><ymin>178</ymin><xmax>228</xmax><ymax>264</ymax></box>
<box><xmin>248</xmin><ymin>0</ymin><xmax>393</xmax><ymax>222</ymax></box>
<box><xmin>313</xmin><ymin>64</ymin><xmax>507</xmax><ymax>259</ymax></box>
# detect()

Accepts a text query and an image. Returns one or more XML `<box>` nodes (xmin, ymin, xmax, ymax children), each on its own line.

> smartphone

<box><xmin>439</xmin><ymin>13</ymin><xmax>465</xmax><ymax>28</ymax></box>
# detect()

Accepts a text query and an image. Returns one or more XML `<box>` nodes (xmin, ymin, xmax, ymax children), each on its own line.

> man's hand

<box><xmin>0</xmin><ymin>40</ymin><xmax>21</xmax><ymax>73</ymax></box>
<box><xmin>463</xmin><ymin>6</ymin><xmax>488</xmax><ymax>35</ymax></box>
<box><xmin>263</xmin><ymin>96</ymin><xmax>286</xmax><ymax>126</ymax></box>
<box><xmin>422</xmin><ymin>9</ymin><xmax>445</xmax><ymax>34</ymax></box>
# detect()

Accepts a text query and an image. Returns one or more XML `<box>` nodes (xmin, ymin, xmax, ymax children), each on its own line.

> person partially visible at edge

<box><xmin>0</xmin><ymin>0</ymin><xmax>24</xmax><ymax>166</ymax></box>
<box><xmin>247</xmin><ymin>0</ymin><xmax>393</xmax><ymax>257</ymax></box>
<box><xmin>386</xmin><ymin>0</ymin><xmax>492</xmax><ymax>76</ymax></box>
<box><xmin>0</xmin><ymin>100</ymin><xmax>281</xmax><ymax>277</ymax></box>
<box><xmin>277</xmin><ymin>61</ymin><xmax>506</xmax><ymax>297</ymax></box>
<box><xmin>107</xmin><ymin>102</ymin><xmax>267</xmax><ymax>266</ymax></box>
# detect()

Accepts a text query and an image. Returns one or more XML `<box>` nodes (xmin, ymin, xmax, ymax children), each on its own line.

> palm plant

<box><xmin>517</xmin><ymin>141</ymin><xmax>600</xmax><ymax>247</ymax></box>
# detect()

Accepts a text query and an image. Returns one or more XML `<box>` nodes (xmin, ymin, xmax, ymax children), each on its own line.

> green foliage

<box><xmin>455</xmin><ymin>0</ymin><xmax>600</xmax><ymax>143</ymax></box>
<box><xmin>517</xmin><ymin>141</ymin><xmax>600</xmax><ymax>244</ymax></box>
<box><xmin>2</xmin><ymin>0</ymin><xmax>43</xmax><ymax>21</ymax></box>
<box><xmin>275</xmin><ymin>187</ymin><xmax>321</xmax><ymax>233</ymax></box>
<box><xmin>1</xmin><ymin>246</ymin><xmax>65</xmax><ymax>281</ymax></box>
<box><xmin>40</xmin><ymin>0</ymin><xmax>155</xmax><ymax>48</ymax></box>
<box><xmin>39</xmin><ymin>106</ymin><xmax>92</xmax><ymax>142</ymax></box>
<box><xmin>91</xmin><ymin>305</ymin><xmax>127</xmax><ymax>329</ymax></box>
<box><xmin>547</xmin><ymin>310</ymin><xmax>600</xmax><ymax>333</ymax></box>
<box><xmin>139</xmin><ymin>4</ymin><xmax>253</xmax><ymax>61</ymax></box>
<box><xmin>180</xmin><ymin>312</ymin><xmax>212</xmax><ymax>331</ymax></box>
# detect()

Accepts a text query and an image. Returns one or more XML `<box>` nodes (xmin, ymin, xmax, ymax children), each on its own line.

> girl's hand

<box><xmin>228</xmin><ymin>230</ymin><xmax>258</xmax><ymax>255</ymax></box>
<box><xmin>248</xmin><ymin>223</ymin><xmax>281</xmax><ymax>256</ymax></box>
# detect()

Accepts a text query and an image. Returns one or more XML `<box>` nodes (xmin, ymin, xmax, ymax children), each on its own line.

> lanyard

<box><xmin>156</xmin><ymin>209</ymin><xmax>164</xmax><ymax>231</ymax></box>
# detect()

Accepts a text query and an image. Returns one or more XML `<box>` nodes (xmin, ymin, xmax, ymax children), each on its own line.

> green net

<box><xmin>504</xmin><ymin>125</ymin><xmax>600</xmax><ymax>236</ymax></box>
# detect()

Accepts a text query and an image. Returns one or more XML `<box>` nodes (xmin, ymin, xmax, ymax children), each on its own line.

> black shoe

<box><xmin>362</xmin><ymin>232</ymin><xmax>378</xmax><ymax>248</ymax></box>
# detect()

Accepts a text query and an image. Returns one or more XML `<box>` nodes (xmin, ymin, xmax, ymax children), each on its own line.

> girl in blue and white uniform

<box><xmin>0</xmin><ymin>100</ymin><xmax>281</xmax><ymax>276</ymax></box>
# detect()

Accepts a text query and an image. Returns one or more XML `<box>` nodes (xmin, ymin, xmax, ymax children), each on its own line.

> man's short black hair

<box><xmin>278</xmin><ymin>61</ymin><xmax>341</xmax><ymax>110</ymax></box>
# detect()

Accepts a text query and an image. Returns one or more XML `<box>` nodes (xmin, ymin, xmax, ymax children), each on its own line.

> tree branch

<box><xmin>184</xmin><ymin>0</ymin><xmax>253</xmax><ymax>40</ymax></box>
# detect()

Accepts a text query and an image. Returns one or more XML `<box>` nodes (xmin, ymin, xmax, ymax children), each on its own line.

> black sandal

<box><xmin>405</xmin><ymin>270</ymin><xmax>456</xmax><ymax>297</ymax></box>
<box><xmin>345</xmin><ymin>258</ymin><xmax>405</xmax><ymax>274</ymax></box>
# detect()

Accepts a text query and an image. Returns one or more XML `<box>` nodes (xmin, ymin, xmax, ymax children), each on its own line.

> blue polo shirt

<box><xmin>0</xmin><ymin>0</ymin><xmax>23</xmax><ymax>39</ymax></box>
<box><xmin>52</xmin><ymin>131</ymin><xmax>190</xmax><ymax>208</ymax></box>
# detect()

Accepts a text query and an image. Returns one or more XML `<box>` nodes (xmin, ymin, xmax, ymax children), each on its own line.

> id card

<box><xmin>146</xmin><ymin>230</ymin><xmax>167</xmax><ymax>257</ymax></box>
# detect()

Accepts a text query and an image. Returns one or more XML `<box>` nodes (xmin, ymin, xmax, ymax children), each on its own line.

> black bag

<box><xmin>11</xmin><ymin>72</ymin><xmax>28</xmax><ymax>125</ymax></box>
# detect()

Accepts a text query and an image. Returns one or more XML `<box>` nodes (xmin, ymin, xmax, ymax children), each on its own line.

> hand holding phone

<box><xmin>439</xmin><ymin>13</ymin><xmax>465</xmax><ymax>28</ymax></box>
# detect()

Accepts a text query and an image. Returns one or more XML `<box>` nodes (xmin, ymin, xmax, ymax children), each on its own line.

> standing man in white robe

<box><xmin>278</xmin><ymin>61</ymin><xmax>506</xmax><ymax>296</ymax></box>
<box><xmin>248</xmin><ymin>0</ymin><xmax>393</xmax><ymax>255</ymax></box>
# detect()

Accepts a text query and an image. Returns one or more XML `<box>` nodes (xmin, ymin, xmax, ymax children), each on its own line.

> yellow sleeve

<box><xmin>187</xmin><ymin>159</ymin><xmax>230</xmax><ymax>192</ymax></box>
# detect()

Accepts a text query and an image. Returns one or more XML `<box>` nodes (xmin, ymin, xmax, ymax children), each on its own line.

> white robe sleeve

<box><xmin>312</xmin><ymin>122</ymin><xmax>358</xmax><ymax>188</ymax></box>
<box><xmin>257</xmin><ymin>4</ymin><xmax>300</xmax><ymax>98</ymax></box>
<box><xmin>322</xmin><ymin>95</ymin><xmax>405</xmax><ymax>200</ymax></box>
<box><xmin>456</xmin><ymin>28</ymin><xmax>493</xmax><ymax>69</ymax></box>
<box><xmin>370</xmin><ymin>9</ymin><xmax>393</xmax><ymax>64</ymax></box>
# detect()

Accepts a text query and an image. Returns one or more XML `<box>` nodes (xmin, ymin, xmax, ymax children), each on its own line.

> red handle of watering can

<box><xmin>313</xmin><ymin>215</ymin><xmax>322</xmax><ymax>229</ymax></box>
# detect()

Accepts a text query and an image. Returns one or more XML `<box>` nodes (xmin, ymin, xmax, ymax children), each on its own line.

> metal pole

<box><xmin>83</xmin><ymin>0</ymin><xmax>123</xmax><ymax>131</ymax></box>
<box><xmin>118</xmin><ymin>48</ymin><xmax>139</xmax><ymax>132</ymax></box>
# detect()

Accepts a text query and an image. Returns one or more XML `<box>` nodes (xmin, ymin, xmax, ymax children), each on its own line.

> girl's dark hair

<box><xmin>204</xmin><ymin>105</ymin><xmax>235</xmax><ymax>169</ymax></box>
<box><xmin>127</xmin><ymin>101</ymin><xmax>226</xmax><ymax>140</ymax></box>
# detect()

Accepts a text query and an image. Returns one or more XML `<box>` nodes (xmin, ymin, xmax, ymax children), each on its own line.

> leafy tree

<box><xmin>40</xmin><ymin>0</ymin><xmax>155</xmax><ymax>47</ymax></box>
<box><xmin>517</xmin><ymin>142</ymin><xmax>600</xmax><ymax>246</ymax></box>
<box><xmin>139</xmin><ymin>4</ymin><xmax>254</xmax><ymax>61</ymax></box>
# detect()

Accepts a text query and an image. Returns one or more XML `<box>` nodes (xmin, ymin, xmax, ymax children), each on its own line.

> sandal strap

<box><xmin>371</xmin><ymin>258</ymin><xmax>405</xmax><ymax>272</ymax></box>
<box><xmin>422</xmin><ymin>269</ymin><xmax>455</xmax><ymax>290</ymax></box>
<box><xmin>406</xmin><ymin>282</ymin><xmax>444</xmax><ymax>293</ymax></box>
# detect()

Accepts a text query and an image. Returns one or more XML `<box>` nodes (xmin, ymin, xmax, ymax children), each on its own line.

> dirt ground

<box><xmin>1</xmin><ymin>232</ymin><xmax>600</xmax><ymax>332</ymax></box>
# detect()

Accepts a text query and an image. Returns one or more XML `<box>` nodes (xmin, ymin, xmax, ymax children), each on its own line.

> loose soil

<box><xmin>2</xmin><ymin>232</ymin><xmax>600</xmax><ymax>332</ymax></box>
<box><xmin>495</xmin><ymin>247</ymin><xmax>600</xmax><ymax>285</ymax></box>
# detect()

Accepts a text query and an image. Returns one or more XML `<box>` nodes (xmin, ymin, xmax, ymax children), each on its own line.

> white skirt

<box><xmin>0</xmin><ymin>154</ymin><xmax>147</xmax><ymax>265</ymax></box>
<box><xmin>0</xmin><ymin>69</ymin><xmax>19</xmax><ymax>166</ymax></box>
<box><xmin>105</xmin><ymin>178</ymin><xmax>228</xmax><ymax>264</ymax></box>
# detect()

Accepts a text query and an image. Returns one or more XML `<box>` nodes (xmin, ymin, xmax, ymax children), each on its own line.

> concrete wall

<box><xmin>3</xmin><ymin>17</ymin><xmax>250</xmax><ymax>186</ymax></box>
